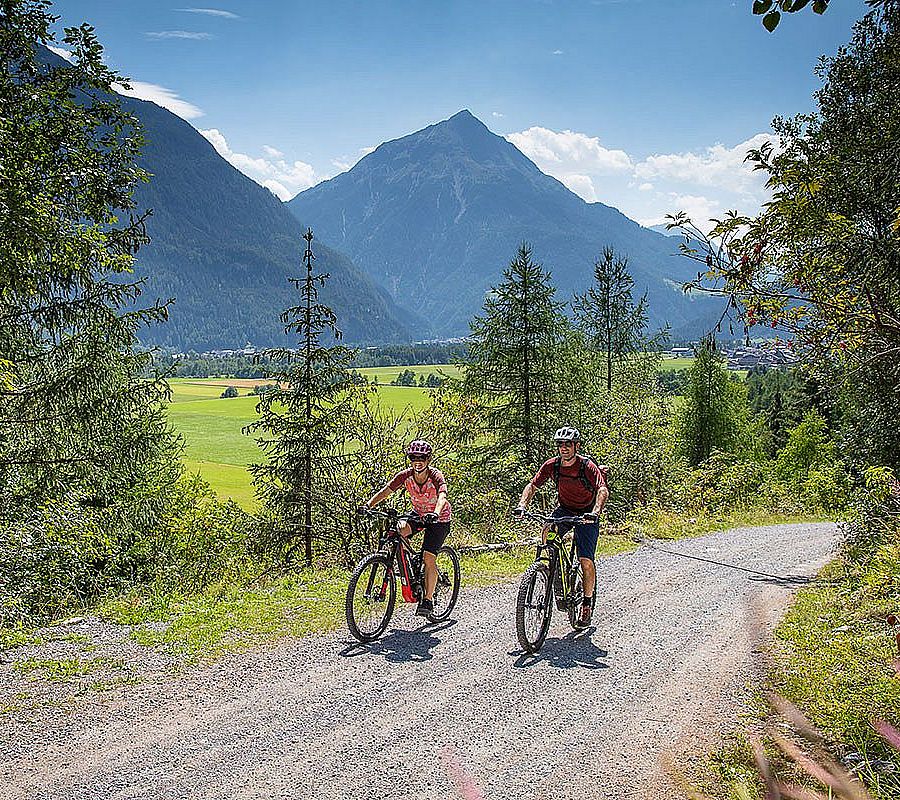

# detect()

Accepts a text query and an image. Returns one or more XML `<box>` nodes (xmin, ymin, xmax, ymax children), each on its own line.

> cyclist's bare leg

<box><xmin>580</xmin><ymin>557</ymin><xmax>596</xmax><ymax>599</ymax></box>
<box><xmin>422</xmin><ymin>551</ymin><xmax>437</xmax><ymax>600</ymax></box>
<box><xmin>541</xmin><ymin>523</ymin><xmax>552</xmax><ymax>544</ymax></box>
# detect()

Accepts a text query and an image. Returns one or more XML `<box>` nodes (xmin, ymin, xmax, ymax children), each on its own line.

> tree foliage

<box><xmin>459</xmin><ymin>243</ymin><xmax>570</xmax><ymax>487</ymax></box>
<box><xmin>245</xmin><ymin>230</ymin><xmax>357</xmax><ymax>566</ymax></box>
<box><xmin>671</xmin><ymin>1</ymin><xmax>900</xmax><ymax>469</ymax></box>
<box><xmin>573</xmin><ymin>246</ymin><xmax>662</xmax><ymax>392</ymax></box>
<box><xmin>679</xmin><ymin>337</ymin><xmax>758</xmax><ymax>465</ymax></box>
<box><xmin>0</xmin><ymin>0</ymin><xmax>180</xmax><ymax>515</ymax></box>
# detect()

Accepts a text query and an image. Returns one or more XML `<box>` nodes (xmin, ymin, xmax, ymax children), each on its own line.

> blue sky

<box><xmin>54</xmin><ymin>1</ymin><xmax>869</xmax><ymax>228</ymax></box>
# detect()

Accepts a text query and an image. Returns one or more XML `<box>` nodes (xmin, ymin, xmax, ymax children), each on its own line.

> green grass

<box><xmin>658</xmin><ymin>357</ymin><xmax>694</xmax><ymax>371</ymax></box>
<box><xmin>14</xmin><ymin>656</ymin><xmax>114</xmax><ymax>681</ymax></box>
<box><xmin>165</xmin><ymin>378</ymin><xmax>432</xmax><ymax>507</ymax></box>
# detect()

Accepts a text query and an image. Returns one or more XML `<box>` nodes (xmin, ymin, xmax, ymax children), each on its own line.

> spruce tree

<box><xmin>461</xmin><ymin>243</ymin><xmax>569</xmax><ymax>485</ymax></box>
<box><xmin>679</xmin><ymin>336</ymin><xmax>755</xmax><ymax>465</ymax></box>
<box><xmin>0</xmin><ymin>1</ymin><xmax>179</xmax><ymax>515</ymax></box>
<box><xmin>245</xmin><ymin>230</ymin><xmax>356</xmax><ymax>566</ymax></box>
<box><xmin>573</xmin><ymin>247</ymin><xmax>658</xmax><ymax>392</ymax></box>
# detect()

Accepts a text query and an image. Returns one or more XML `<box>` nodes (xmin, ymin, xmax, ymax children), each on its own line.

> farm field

<box><xmin>165</xmin><ymin>377</ymin><xmax>432</xmax><ymax>508</ymax></box>
<box><xmin>166</xmin><ymin>359</ymin><xmax>696</xmax><ymax>509</ymax></box>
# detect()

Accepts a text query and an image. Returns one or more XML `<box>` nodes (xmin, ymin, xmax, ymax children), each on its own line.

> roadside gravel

<box><xmin>1</xmin><ymin>522</ymin><xmax>837</xmax><ymax>800</ymax></box>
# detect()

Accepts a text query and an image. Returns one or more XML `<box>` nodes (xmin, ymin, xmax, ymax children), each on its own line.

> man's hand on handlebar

<box><xmin>513</xmin><ymin>506</ymin><xmax>526</xmax><ymax>520</ymax></box>
<box><xmin>581</xmin><ymin>512</ymin><xmax>598</xmax><ymax>524</ymax></box>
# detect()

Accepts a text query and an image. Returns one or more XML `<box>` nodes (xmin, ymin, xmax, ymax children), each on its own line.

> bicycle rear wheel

<box><xmin>427</xmin><ymin>546</ymin><xmax>460</xmax><ymax>623</ymax></box>
<box><xmin>346</xmin><ymin>553</ymin><xmax>396</xmax><ymax>642</ymax></box>
<box><xmin>515</xmin><ymin>562</ymin><xmax>552</xmax><ymax>653</ymax></box>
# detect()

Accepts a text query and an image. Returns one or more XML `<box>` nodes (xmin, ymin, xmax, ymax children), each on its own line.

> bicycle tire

<box><xmin>567</xmin><ymin>560</ymin><xmax>584</xmax><ymax>630</ymax></box>
<box><xmin>515</xmin><ymin>562</ymin><xmax>552</xmax><ymax>653</ymax></box>
<box><xmin>346</xmin><ymin>552</ymin><xmax>396</xmax><ymax>642</ymax></box>
<box><xmin>427</xmin><ymin>545</ymin><xmax>460</xmax><ymax>623</ymax></box>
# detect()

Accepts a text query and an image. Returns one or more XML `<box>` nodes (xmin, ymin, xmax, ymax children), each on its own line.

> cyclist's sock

<box><xmin>582</xmin><ymin>595</ymin><xmax>593</xmax><ymax>605</ymax></box>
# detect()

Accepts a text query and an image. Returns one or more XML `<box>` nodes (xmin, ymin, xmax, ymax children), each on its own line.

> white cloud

<box><xmin>492</xmin><ymin>111</ymin><xmax>505</xmax><ymax>118</ymax></box>
<box><xmin>115</xmin><ymin>80</ymin><xmax>204</xmax><ymax>119</ymax></box>
<box><xmin>47</xmin><ymin>45</ymin><xmax>73</xmax><ymax>62</ymax></box>
<box><xmin>507</xmin><ymin>126</ymin><xmax>632</xmax><ymax>173</ymax></box>
<box><xmin>145</xmin><ymin>30</ymin><xmax>213</xmax><ymax>40</ymax></box>
<box><xmin>505</xmin><ymin>122</ymin><xmax>774</xmax><ymax>232</ymax></box>
<box><xmin>634</xmin><ymin>133</ymin><xmax>775</xmax><ymax>199</ymax></box>
<box><xmin>200</xmin><ymin>128</ymin><xmax>323</xmax><ymax>200</ymax></box>
<box><xmin>552</xmin><ymin>49</ymin><xmax>564</xmax><ymax>55</ymax></box>
<box><xmin>560</xmin><ymin>174</ymin><xmax>597</xmax><ymax>203</ymax></box>
<box><xmin>177</xmin><ymin>7</ymin><xmax>240</xmax><ymax>18</ymax></box>
<box><xmin>639</xmin><ymin>194</ymin><xmax>723</xmax><ymax>232</ymax></box>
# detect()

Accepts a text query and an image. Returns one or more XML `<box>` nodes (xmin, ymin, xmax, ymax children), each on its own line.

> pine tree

<box><xmin>245</xmin><ymin>230</ymin><xmax>356</xmax><ymax>566</ymax></box>
<box><xmin>679</xmin><ymin>336</ymin><xmax>755</xmax><ymax>465</ymax></box>
<box><xmin>460</xmin><ymin>243</ymin><xmax>569</xmax><ymax>485</ymax></box>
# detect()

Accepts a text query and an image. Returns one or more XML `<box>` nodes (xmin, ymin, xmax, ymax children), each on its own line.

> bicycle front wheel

<box><xmin>346</xmin><ymin>553</ymin><xmax>396</xmax><ymax>642</ymax></box>
<box><xmin>428</xmin><ymin>546</ymin><xmax>461</xmax><ymax>623</ymax></box>
<box><xmin>566</xmin><ymin>560</ymin><xmax>584</xmax><ymax>630</ymax></box>
<box><xmin>516</xmin><ymin>562</ymin><xmax>552</xmax><ymax>653</ymax></box>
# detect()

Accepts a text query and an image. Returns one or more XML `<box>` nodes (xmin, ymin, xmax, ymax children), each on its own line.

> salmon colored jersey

<box><xmin>387</xmin><ymin>467</ymin><xmax>452</xmax><ymax>521</ymax></box>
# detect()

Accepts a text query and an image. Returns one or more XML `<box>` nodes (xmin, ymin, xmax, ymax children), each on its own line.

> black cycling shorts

<box><xmin>409</xmin><ymin>519</ymin><xmax>451</xmax><ymax>555</ymax></box>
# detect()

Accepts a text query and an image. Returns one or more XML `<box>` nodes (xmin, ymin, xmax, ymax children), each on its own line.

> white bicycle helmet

<box><xmin>553</xmin><ymin>426</ymin><xmax>580</xmax><ymax>443</ymax></box>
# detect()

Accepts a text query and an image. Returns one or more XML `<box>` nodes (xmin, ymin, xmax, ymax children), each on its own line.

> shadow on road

<box><xmin>747</xmin><ymin>574</ymin><xmax>814</xmax><ymax>588</ymax></box>
<box><xmin>509</xmin><ymin>629</ymin><xmax>609</xmax><ymax>670</ymax></box>
<box><xmin>338</xmin><ymin>619</ymin><xmax>458</xmax><ymax>663</ymax></box>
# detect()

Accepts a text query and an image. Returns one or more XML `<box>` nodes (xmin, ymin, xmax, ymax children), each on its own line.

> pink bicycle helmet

<box><xmin>406</xmin><ymin>439</ymin><xmax>433</xmax><ymax>458</ymax></box>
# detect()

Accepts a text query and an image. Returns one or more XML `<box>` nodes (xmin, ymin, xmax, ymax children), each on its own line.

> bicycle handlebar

<box><xmin>516</xmin><ymin>509</ymin><xmax>590</xmax><ymax>525</ymax></box>
<box><xmin>358</xmin><ymin>507</ymin><xmax>431</xmax><ymax>524</ymax></box>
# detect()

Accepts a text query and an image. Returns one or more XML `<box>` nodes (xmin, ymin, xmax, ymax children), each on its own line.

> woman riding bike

<box><xmin>362</xmin><ymin>440</ymin><xmax>452</xmax><ymax>617</ymax></box>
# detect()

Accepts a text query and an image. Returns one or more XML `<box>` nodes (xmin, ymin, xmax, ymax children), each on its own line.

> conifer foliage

<box><xmin>461</xmin><ymin>243</ymin><xmax>569</xmax><ymax>485</ymax></box>
<box><xmin>574</xmin><ymin>247</ymin><xmax>657</xmax><ymax>392</ymax></box>
<box><xmin>245</xmin><ymin>230</ymin><xmax>357</xmax><ymax>566</ymax></box>
<box><xmin>0</xmin><ymin>0</ymin><xmax>179</xmax><ymax>515</ymax></box>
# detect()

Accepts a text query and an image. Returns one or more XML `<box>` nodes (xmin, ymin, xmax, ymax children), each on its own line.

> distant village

<box><xmin>664</xmin><ymin>341</ymin><xmax>797</xmax><ymax>370</ymax></box>
<box><xmin>175</xmin><ymin>339</ymin><xmax>798</xmax><ymax>372</ymax></box>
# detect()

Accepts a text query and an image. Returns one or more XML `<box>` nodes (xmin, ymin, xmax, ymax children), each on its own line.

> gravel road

<box><xmin>1</xmin><ymin>522</ymin><xmax>837</xmax><ymax>800</ymax></box>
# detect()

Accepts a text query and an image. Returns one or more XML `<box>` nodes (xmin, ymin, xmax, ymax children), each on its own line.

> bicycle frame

<box><xmin>367</xmin><ymin>510</ymin><xmax>426</xmax><ymax>604</ymax></box>
<box><xmin>536</xmin><ymin>525</ymin><xmax>581</xmax><ymax>610</ymax></box>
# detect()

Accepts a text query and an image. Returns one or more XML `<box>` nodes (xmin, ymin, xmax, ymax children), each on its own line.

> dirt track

<box><xmin>0</xmin><ymin>522</ymin><xmax>837</xmax><ymax>800</ymax></box>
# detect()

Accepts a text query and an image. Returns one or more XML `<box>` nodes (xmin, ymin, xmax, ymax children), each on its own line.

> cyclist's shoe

<box><xmin>577</xmin><ymin>599</ymin><xmax>593</xmax><ymax>627</ymax></box>
<box><xmin>416</xmin><ymin>598</ymin><xmax>434</xmax><ymax>617</ymax></box>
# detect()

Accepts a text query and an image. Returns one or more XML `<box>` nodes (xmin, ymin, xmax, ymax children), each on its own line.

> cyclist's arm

<box><xmin>517</xmin><ymin>480</ymin><xmax>537</xmax><ymax>509</ymax></box>
<box><xmin>590</xmin><ymin>484</ymin><xmax>609</xmax><ymax>515</ymax></box>
<box><xmin>365</xmin><ymin>484</ymin><xmax>394</xmax><ymax>509</ymax></box>
<box><xmin>433</xmin><ymin>490</ymin><xmax>448</xmax><ymax>518</ymax></box>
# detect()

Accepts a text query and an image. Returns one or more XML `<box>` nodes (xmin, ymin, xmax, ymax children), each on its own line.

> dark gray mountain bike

<box><xmin>514</xmin><ymin>510</ymin><xmax>596</xmax><ymax>653</ymax></box>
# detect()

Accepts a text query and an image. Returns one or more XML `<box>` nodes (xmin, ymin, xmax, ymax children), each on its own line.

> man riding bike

<box><xmin>363</xmin><ymin>440</ymin><xmax>452</xmax><ymax>618</ymax></box>
<box><xmin>514</xmin><ymin>426</ymin><xmax>609</xmax><ymax>627</ymax></box>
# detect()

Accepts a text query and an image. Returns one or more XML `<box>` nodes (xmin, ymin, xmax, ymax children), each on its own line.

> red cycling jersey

<box><xmin>531</xmin><ymin>456</ymin><xmax>606</xmax><ymax>512</ymax></box>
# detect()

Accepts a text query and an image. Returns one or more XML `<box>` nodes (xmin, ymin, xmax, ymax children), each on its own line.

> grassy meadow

<box><xmin>166</xmin><ymin>359</ymin><xmax>693</xmax><ymax>509</ymax></box>
<box><xmin>166</xmin><ymin>370</ymin><xmax>443</xmax><ymax>508</ymax></box>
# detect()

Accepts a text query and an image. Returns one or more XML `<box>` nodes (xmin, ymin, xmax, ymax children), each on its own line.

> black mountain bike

<box><xmin>514</xmin><ymin>510</ymin><xmax>596</xmax><ymax>653</ymax></box>
<box><xmin>345</xmin><ymin>508</ymin><xmax>461</xmax><ymax>642</ymax></box>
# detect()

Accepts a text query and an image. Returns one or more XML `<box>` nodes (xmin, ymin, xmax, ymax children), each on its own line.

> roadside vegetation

<box><xmin>1</xmin><ymin>2</ymin><xmax>898</xmax><ymax>797</ymax></box>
